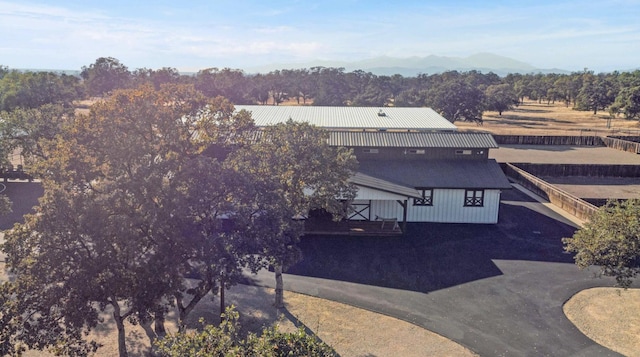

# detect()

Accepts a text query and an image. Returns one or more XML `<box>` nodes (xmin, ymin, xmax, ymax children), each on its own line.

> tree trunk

<box><xmin>175</xmin><ymin>279</ymin><xmax>213</xmax><ymax>332</ymax></box>
<box><xmin>220</xmin><ymin>278</ymin><xmax>225</xmax><ymax>323</ymax></box>
<box><xmin>140</xmin><ymin>318</ymin><xmax>157</xmax><ymax>355</ymax></box>
<box><xmin>112</xmin><ymin>310</ymin><xmax>129</xmax><ymax>357</ymax></box>
<box><xmin>154</xmin><ymin>310</ymin><xmax>166</xmax><ymax>338</ymax></box>
<box><xmin>274</xmin><ymin>264</ymin><xmax>284</xmax><ymax>308</ymax></box>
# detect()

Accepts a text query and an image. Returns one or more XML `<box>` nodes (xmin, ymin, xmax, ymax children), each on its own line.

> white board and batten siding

<box><xmin>363</xmin><ymin>189</ymin><xmax>502</xmax><ymax>224</ymax></box>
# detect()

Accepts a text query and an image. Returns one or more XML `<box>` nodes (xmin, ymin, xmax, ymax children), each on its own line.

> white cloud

<box><xmin>0</xmin><ymin>0</ymin><xmax>638</xmax><ymax>71</ymax></box>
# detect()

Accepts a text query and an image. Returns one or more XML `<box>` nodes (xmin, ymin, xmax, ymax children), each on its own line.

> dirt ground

<box><xmin>10</xmin><ymin>281</ymin><xmax>639</xmax><ymax>357</ymax></box>
<box><xmin>456</xmin><ymin>100</ymin><xmax>640</xmax><ymax>136</ymax></box>
<box><xmin>564</xmin><ymin>288</ymin><xmax>640</xmax><ymax>357</ymax></box>
<box><xmin>10</xmin><ymin>283</ymin><xmax>478</xmax><ymax>357</ymax></box>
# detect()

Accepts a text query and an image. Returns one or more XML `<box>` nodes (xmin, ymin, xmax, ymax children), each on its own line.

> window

<box><xmin>362</xmin><ymin>148</ymin><xmax>379</xmax><ymax>154</ymax></box>
<box><xmin>407</xmin><ymin>149</ymin><xmax>425</xmax><ymax>154</ymax></box>
<box><xmin>464</xmin><ymin>189</ymin><xmax>484</xmax><ymax>207</ymax></box>
<box><xmin>455</xmin><ymin>150</ymin><xmax>472</xmax><ymax>155</ymax></box>
<box><xmin>413</xmin><ymin>188</ymin><xmax>433</xmax><ymax>206</ymax></box>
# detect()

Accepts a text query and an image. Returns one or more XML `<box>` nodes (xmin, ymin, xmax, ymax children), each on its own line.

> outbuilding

<box><xmin>235</xmin><ymin>106</ymin><xmax>511</xmax><ymax>229</ymax></box>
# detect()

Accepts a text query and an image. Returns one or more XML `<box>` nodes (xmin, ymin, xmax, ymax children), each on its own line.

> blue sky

<box><xmin>1</xmin><ymin>0</ymin><xmax>639</xmax><ymax>72</ymax></box>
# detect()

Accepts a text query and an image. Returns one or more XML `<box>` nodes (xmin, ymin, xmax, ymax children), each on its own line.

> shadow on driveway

<box><xmin>287</xmin><ymin>188</ymin><xmax>577</xmax><ymax>294</ymax></box>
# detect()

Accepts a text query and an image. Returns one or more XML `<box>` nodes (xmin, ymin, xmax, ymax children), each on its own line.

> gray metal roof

<box><xmin>234</xmin><ymin>105</ymin><xmax>458</xmax><ymax>131</ymax></box>
<box><xmin>329</xmin><ymin>131</ymin><xmax>498</xmax><ymax>148</ymax></box>
<box><xmin>349</xmin><ymin>172</ymin><xmax>422</xmax><ymax>198</ymax></box>
<box><xmin>357</xmin><ymin>159</ymin><xmax>512</xmax><ymax>189</ymax></box>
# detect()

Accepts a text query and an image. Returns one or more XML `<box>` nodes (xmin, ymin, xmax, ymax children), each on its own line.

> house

<box><xmin>235</xmin><ymin>106</ymin><xmax>511</xmax><ymax>227</ymax></box>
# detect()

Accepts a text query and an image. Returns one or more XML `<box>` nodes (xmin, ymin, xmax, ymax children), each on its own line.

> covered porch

<box><xmin>303</xmin><ymin>172</ymin><xmax>420</xmax><ymax>236</ymax></box>
<box><xmin>303</xmin><ymin>217</ymin><xmax>403</xmax><ymax>236</ymax></box>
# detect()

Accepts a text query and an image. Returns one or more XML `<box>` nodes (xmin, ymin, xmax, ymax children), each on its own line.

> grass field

<box><xmin>456</xmin><ymin>99</ymin><xmax>640</xmax><ymax>136</ymax></box>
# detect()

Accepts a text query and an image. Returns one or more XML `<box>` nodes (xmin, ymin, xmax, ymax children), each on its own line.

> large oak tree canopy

<box><xmin>0</xmin><ymin>84</ymin><xmax>356</xmax><ymax>357</ymax></box>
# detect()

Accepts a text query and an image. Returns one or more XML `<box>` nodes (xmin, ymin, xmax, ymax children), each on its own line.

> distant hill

<box><xmin>248</xmin><ymin>53</ymin><xmax>570</xmax><ymax>76</ymax></box>
<box><xmin>15</xmin><ymin>53</ymin><xmax>577</xmax><ymax>77</ymax></box>
<box><xmin>13</xmin><ymin>68</ymin><xmax>82</xmax><ymax>76</ymax></box>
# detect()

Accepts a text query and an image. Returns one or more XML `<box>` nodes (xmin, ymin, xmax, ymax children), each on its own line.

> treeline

<box><xmin>2</xmin><ymin>57</ymin><xmax>640</xmax><ymax>121</ymax></box>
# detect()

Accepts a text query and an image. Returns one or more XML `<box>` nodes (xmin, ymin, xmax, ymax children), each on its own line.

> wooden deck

<box><xmin>303</xmin><ymin>218</ymin><xmax>403</xmax><ymax>236</ymax></box>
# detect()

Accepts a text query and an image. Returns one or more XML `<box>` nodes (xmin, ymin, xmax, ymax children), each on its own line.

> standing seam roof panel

<box><xmin>327</xmin><ymin>131</ymin><xmax>498</xmax><ymax>148</ymax></box>
<box><xmin>234</xmin><ymin>105</ymin><xmax>458</xmax><ymax>131</ymax></box>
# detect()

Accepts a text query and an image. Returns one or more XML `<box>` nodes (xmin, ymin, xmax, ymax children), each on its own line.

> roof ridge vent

<box><xmin>377</xmin><ymin>109</ymin><xmax>386</xmax><ymax>117</ymax></box>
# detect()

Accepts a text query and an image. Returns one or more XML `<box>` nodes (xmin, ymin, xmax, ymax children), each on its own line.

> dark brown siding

<box><xmin>353</xmin><ymin>147</ymin><xmax>489</xmax><ymax>161</ymax></box>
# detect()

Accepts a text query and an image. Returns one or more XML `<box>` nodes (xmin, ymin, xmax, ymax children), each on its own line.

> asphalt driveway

<box><xmin>0</xmin><ymin>182</ymin><xmax>633</xmax><ymax>356</ymax></box>
<box><xmin>249</xmin><ymin>188</ymin><xmax>634</xmax><ymax>356</ymax></box>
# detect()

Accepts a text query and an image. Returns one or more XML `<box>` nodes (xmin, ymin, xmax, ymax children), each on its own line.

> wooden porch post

<box><xmin>396</xmin><ymin>200</ymin><xmax>408</xmax><ymax>232</ymax></box>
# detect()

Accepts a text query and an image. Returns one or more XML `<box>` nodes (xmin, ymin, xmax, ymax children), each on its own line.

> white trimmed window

<box><xmin>464</xmin><ymin>189</ymin><xmax>484</xmax><ymax>207</ymax></box>
<box><xmin>413</xmin><ymin>188</ymin><xmax>433</xmax><ymax>206</ymax></box>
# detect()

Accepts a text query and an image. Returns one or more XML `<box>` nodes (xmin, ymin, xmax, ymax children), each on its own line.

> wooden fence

<box><xmin>602</xmin><ymin>136</ymin><xmax>640</xmax><ymax>154</ymax></box>
<box><xmin>501</xmin><ymin>163</ymin><xmax>598</xmax><ymax>221</ymax></box>
<box><xmin>509</xmin><ymin>163</ymin><xmax>640</xmax><ymax>177</ymax></box>
<box><xmin>493</xmin><ymin>135</ymin><xmax>604</xmax><ymax>146</ymax></box>
<box><xmin>609</xmin><ymin>136</ymin><xmax>640</xmax><ymax>143</ymax></box>
<box><xmin>493</xmin><ymin>135</ymin><xmax>640</xmax><ymax>154</ymax></box>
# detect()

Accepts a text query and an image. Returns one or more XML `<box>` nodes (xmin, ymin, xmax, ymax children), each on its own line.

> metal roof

<box><xmin>234</xmin><ymin>105</ymin><xmax>458</xmax><ymax>131</ymax></box>
<box><xmin>357</xmin><ymin>159</ymin><xmax>512</xmax><ymax>189</ymax></box>
<box><xmin>349</xmin><ymin>172</ymin><xmax>422</xmax><ymax>198</ymax></box>
<box><xmin>329</xmin><ymin>131</ymin><xmax>498</xmax><ymax>148</ymax></box>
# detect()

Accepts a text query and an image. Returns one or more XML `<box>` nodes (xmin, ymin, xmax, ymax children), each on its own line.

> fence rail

<box><xmin>508</xmin><ymin>163</ymin><xmax>640</xmax><ymax>177</ymax></box>
<box><xmin>493</xmin><ymin>135</ymin><xmax>640</xmax><ymax>154</ymax></box>
<box><xmin>501</xmin><ymin>163</ymin><xmax>598</xmax><ymax>221</ymax></box>
<box><xmin>493</xmin><ymin>135</ymin><xmax>604</xmax><ymax>146</ymax></box>
<box><xmin>602</xmin><ymin>136</ymin><xmax>640</xmax><ymax>154</ymax></box>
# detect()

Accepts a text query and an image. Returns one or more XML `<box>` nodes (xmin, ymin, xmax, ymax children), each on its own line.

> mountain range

<box><xmin>19</xmin><ymin>53</ymin><xmax>573</xmax><ymax>77</ymax></box>
<box><xmin>248</xmin><ymin>53</ymin><xmax>570</xmax><ymax>76</ymax></box>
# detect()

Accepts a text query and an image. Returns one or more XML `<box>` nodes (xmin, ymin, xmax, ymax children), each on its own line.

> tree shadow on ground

<box><xmin>485</xmin><ymin>114</ymin><xmax>573</xmax><ymax>125</ymax></box>
<box><xmin>511</xmin><ymin>107</ymin><xmax>554</xmax><ymax>114</ymax></box>
<box><xmin>73</xmin><ymin>284</ymin><xmax>336</xmax><ymax>356</ymax></box>
<box><xmin>287</xmin><ymin>188</ymin><xmax>577</xmax><ymax>294</ymax></box>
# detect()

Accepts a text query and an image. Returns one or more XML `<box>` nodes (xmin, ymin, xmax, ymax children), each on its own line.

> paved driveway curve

<box><xmin>248</xmin><ymin>188</ymin><xmax>635</xmax><ymax>357</ymax></box>
<box><xmin>1</xmin><ymin>182</ymin><xmax>632</xmax><ymax>356</ymax></box>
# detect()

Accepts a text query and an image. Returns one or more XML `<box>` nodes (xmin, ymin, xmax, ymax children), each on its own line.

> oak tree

<box><xmin>426</xmin><ymin>78</ymin><xmax>485</xmax><ymax>123</ymax></box>
<box><xmin>228</xmin><ymin>120</ymin><xmax>357</xmax><ymax>307</ymax></box>
<box><xmin>563</xmin><ymin>199</ymin><xmax>640</xmax><ymax>288</ymax></box>
<box><xmin>80</xmin><ymin>57</ymin><xmax>131</xmax><ymax>97</ymax></box>
<box><xmin>0</xmin><ymin>84</ymin><xmax>238</xmax><ymax>356</ymax></box>
<box><xmin>1</xmin><ymin>83</ymin><xmax>357</xmax><ymax>355</ymax></box>
<box><xmin>484</xmin><ymin>83</ymin><xmax>518</xmax><ymax>115</ymax></box>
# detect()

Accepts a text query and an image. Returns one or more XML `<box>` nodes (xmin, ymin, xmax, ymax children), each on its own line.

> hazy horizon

<box><xmin>1</xmin><ymin>0</ymin><xmax>639</xmax><ymax>73</ymax></box>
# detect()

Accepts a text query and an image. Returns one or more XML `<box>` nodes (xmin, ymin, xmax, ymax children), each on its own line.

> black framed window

<box><xmin>413</xmin><ymin>188</ymin><xmax>433</xmax><ymax>206</ymax></box>
<box><xmin>464</xmin><ymin>189</ymin><xmax>484</xmax><ymax>207</ymax></box>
